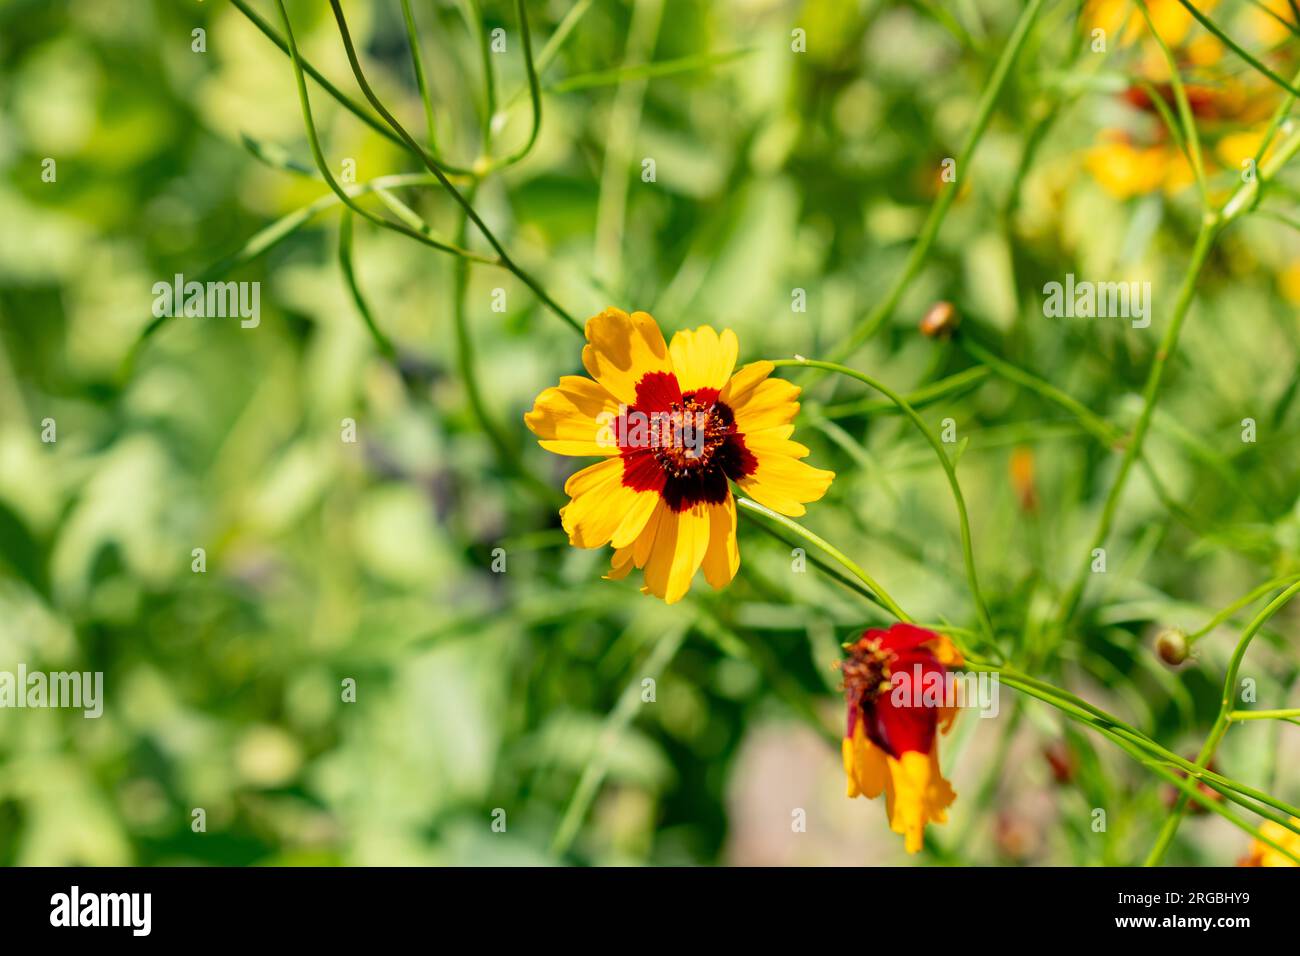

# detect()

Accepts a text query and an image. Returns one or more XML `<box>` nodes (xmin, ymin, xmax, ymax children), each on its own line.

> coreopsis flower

<box><xmin>1239</xmin><ymin>817</ymin><xmax>1300</xmax><ymax>866</ymax></box>
<box><xmin>840</xmin><ymin>623</ymin><xmax>963</xmax><ymax>854</ymax></box>
<box><xmin>1085</xmin><ymin>136</ymin><xmax>1195</xmax><ymax>200</ymax></box>
<box><xmin>1078</xmin><ymin>0</ymin><xmax>1274</xmax><ymax>200</ymax></box>
<box><xmin>525</xmin><ymin>307</ymin><xmax>834</xmax><ymax>604</ymax></box>
<box><xmin>1085</xmin><ymin>0</ymin><xmax>1223</xmax><ymax>77</ymax></box>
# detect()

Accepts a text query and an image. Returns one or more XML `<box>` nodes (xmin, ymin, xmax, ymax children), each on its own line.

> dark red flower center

<box><xmin>618</xmin><ymin>371</ymin><xmax>757</xmax><ymax>512</ymax></box>
<box><xmin>843</xmin><ymin>629</ymin><xmax>947</xmax><ymax>759</ymax></box>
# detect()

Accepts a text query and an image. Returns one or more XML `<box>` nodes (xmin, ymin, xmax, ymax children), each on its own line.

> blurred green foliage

<box><xmin>0</xmin><ymin>0</ymin><xmax>1298</xmax><ymax>866</ymax></box>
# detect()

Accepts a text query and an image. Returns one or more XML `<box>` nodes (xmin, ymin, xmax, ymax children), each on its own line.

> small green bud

<box><xmin>1155</xmin><ymin>627</ymin><xmax>1189</xmax><ymax>666</ymax></box>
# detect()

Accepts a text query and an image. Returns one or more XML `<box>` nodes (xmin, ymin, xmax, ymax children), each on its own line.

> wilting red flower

<box><xmin>840</xmin><ymin>623</ymin><xmax>963</xmax><ymax>853</ymax></box>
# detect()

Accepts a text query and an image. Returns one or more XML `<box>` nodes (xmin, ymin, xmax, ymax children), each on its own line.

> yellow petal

<box><xmin>581</xmin><ymin>307</ymin><xmax>673</xmax><ymax>406</ymax></box>
<box><xmin>844</xmin><ymin>720</ymin><xmax>888</xmax><ymax>799</ymax></box>
<box><xmin>632</xmin><ymin>499</ymin><xmax>667</xmax><ymax>568</ymax></box>
<box><xmin>886</xmin><ymin>747</ymin><xmax>957</xmax><ymax>855</ymax></box>
<box><xmin>560</xmin><ymin>458</ymin><xmax>643</xmax><ymax>548</ymax></box>
<box><xmin>701</xmin><ymin>495</ymin><xmax>740</xmax><ymax>589</ymax></box>
<box><xmin>1085</xmin><ymin>141</ymin><xmax>1167</xmax><ymax>200</ymax></box>
<box><xmin>736</xmin><ymin>435</ymin><xmax>834</xmax><ymax>517</ymax></box>
<box><xmin>605</xmin><ymin>545</ymin><xmax>636</xmax><ymax>580</ymax></box>
<box><xmin>641</xmin><ymin>504</ymin><xmax>710</xmax><ymax>604</ymax></box>
<box><xmin>718</xmin><ymin>360</ymin><xmax>775</xmax><ymax>407</ymax></box>
<box><xmin>610</xmin><ymin>487</ymin><xmax>660</xmax><ymax>549</ymax></box>
<box><xmin>668</xmin><ymin>326</ymin><xmax>739</xmax><ymax>393</ymax></box>
<box><xmin>524</xmin><ymin>375</ymin><xmax>622</xmax><ymax>456</ymax></box>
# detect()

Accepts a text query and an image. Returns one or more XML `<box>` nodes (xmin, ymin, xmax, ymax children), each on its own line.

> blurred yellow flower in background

<box><xmin>1239</xmin><ymin>818</ymin><xmax>1300</xmax><ymax>866</ymax></box>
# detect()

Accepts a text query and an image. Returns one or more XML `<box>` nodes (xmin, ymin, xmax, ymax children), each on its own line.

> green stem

<box><xmin>981</xmin><ymin>666</ymin><xmax>1300</xmax><ymax>837</ymax></box>
<box><xmin>1054</xmin><ymin>217</ymin><xmax>1220</xmax><ymax>628</ymax></box>
<box><xmin>737</xmin><ymin>508</ymin><xmax>893</xmax><ymax>612</ymax></box>
<box><xmin>337</xmin><ymin>210</ymin><xmax>397</xmax><ymax>358</ymax></box>
<box><xmin>482</xmin><ymin>0</ymin><xmax>543</xmax><ymax>171</ymax></box>
<box><xmin>1173</xmin><ymin>0</ymin><xmax>1300</xmax><ymax>99</ymax></box>
<box><xmin>826</xmin><ymin>0</ymin><xmax>1047</xmax><ymax>358</ymax></box>
<box><xmin>326</xmin><ymin>0</ymin><xmax>582</xmax><ymax>332</ymax></box>
<box><xmin>399</xmin><ymin>0</ymin><xmax>439</xmax><ymax>151</ymax></box>
<box><xmin>735</xmin><ymin>497</ymin><xmax>910</xmax><ymax>621</ymax></box>
<box><xmin>133</xmin><ymin>173</ymin><xmax>455</xmax><ymax>355</ymax></box>
<box><xmin>272</xmin><ymin>0</ymin><xmax>490</xmax><ymax>263</ymax></box>
<box><xmin>1230</xmin><ymin>709</ymin><xmax>1300</xmax><ymax>721</ymax></box>
<box><xmin>821</xmin><ymin>366</ymin><xmax>991</xmax><ymax>418</ymax></box>
<box><xmin>1187</xmin><ymin>574</ymin><xmax>1300</xmax><ymax>643</ymax></box>
<box><xmin>959</xmin><ymin>337</ymin><xmax>1122</xmax><ymax>446</ymax></box>
<box><xmin>452</xmin><ymin>182</ymin><xmax>558</xmax><ymax>505</ymax></box>
<box><xmin>770</xmin><ymin>357</ymin><xmax>996</xmax><ymax>648</ymax></box>
<box><xmin>1135</xmin><ymin>1</ymin><xmax>1209</xmax><ymax>209</ymax></box>
<box><xmin>550</xmin><ymin>623</ymin><xmax>688</xmax><ymax>858</ymax></box>
<box><xmin>1145</xmin><ymin>580</ymin><xmax>1300</xmax><ymax>865</ymax></box>
<box><xmin>959</xmin><ymin>336</ymin><xmax>1207</xmax><ymax>535</ymax></box>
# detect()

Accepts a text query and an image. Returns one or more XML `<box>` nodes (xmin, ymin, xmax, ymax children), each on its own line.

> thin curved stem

<box><xmin>821</xmin><ymin>366</ymin><xmax>991</xmax><ymax>419</ymax></box>
<box><xmin>826</xmin><ymin>0</ymin><xmax>1047</xmax><ymax>358</ymax></box>
<box><xmin>1187</xmin><ymin>574</ymin><xmax>1300</xmax><ymax>643</ymax></box>
<box><xmin>1230</xmin><ymin>709</ymin><xmax>1300</xmax><ymax>722</ymax></box>
<box><xmin>1135</xmin><ymin>1</ymin><xmax>1209</xmax><ymax>209</ymax></box>
<box><xmin>399</xmin><ymin>0</ymin><xmax>439</xmax><ymax>151</ymax></box>
<box><xmin>1146</xmin><ymin>579</ymin><xmax>1300</xmax><ymax>865</ymax></box>
<box><xmin>482</xmin><ymin>0</ymin><xmax>543</xmax><ymax>171</ymax></box>
<box><xmin>1173</xmin><ymin>0</ymin><xmax>1300</xmax><ymax>99</ymax></box>
<box><xmin>770</xmin><ymin>357</ymin><xmax>996</xmax><ymax>648</ymax></box>
<box><xmin>451</xmin><ymin>180</ymin><xmax>558</xmax><ymax>505</ymax></box>
<box><xmin>978</xmin><ymin>664</ymin><xmax>1300</xmax><ymax>837</ymax></box>
<box><xmin>272</xmin><ymin>0</ymin><xmax>489</xmax><ymax>263</ymax></box>
<box><xmin>735</xmin><ymin>497</ymin><xmax>910</xmax><ymax>621</ymax></box>
<box><xmin>327</xmin><ymin>0</ymin><xmax>581</xmax><ymax>332</ymax></box>
<box><xmin>337</xmin><ymin>210</ymin><xmax>397</xmax><ymax>359</ymax></box>
<box><xmin>132</xmin><ymin>173</ymin><xmax>455</xmax><ymax>355</ymax></box>
<box><xmin>550</xmin><ymin>622</ymin><xmax>688</xmax><ymax>858</ymax></box>
<box><xmin>1054</xmin><ymin>218</ymin><xmax>1220</xmax><ymax>628</ymax></box>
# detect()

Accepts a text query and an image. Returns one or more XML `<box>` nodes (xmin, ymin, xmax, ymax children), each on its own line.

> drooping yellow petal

<box><xmin>669</xmin><ymin>326</ymin><xmax>739</xmax><ymax>393</ymax></box>
<box><xmin>641</xmin><ymin>503</ymin><xmax>710</xmax><ymax>604</ymax></box>
<box><xmin>843</xmin><ymin>720</ymin><xmax>888</xmax><ymax>799</ymax></box>
<box><xmin>524</xmin><ymin>375</ymin><xmax>621</xmax><ymax>456</ymax></box>
<box><xmin>667</xmin><ymin>505</ymin><xmax>711</xmax><ymax>603</ymax></box>
<box><xmin>885</xmin><ymin>748</ymin><xmax>957</xmax><ymax>855</ymax></box>
<box><xmin>610</xmin><ymin>486</ymin><xmax>660</xmax><ymax>549</ymax></box>
<box><xmin>632</xmin><ymin>499</ymin><xmax>667</xmax><ymax>568</ymax></box>
<box><xmin>560</xmin><ymin>458</ymin><xmax>645</xmax><ymax>548</ymax></box>
<box><xmin>700</xmin><ymin>496</ymin><xmax>739</xmax><ymax>589</ymax></box>
<box><xmin>605</xmin><ymin>545</ymin><xmax>636</xmax><ymax>580</ymax></box>
<box><xmin>581</xmin><ymin>307</ymin><xmax>673</xmax><ymax>406</ymax></box>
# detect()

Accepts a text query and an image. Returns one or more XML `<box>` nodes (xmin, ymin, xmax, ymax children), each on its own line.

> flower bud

<box><xmin>920</xmin><ymin>300</ymin><xmax>959</xmax><ymax>338</ymax></box>
<box><xmin>1155</xmin><ymin>627</ymin><xmax>1189</xmax><ymax>666</ymax></box>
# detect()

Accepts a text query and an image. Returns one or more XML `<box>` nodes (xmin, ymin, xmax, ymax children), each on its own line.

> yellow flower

<box><xmin>1239</xmin><ymin>818</ymin><xmax>1300</xmax><ymax>866</ymax></box>
<box><xmin>525</xmin><ymin>307</ymin><xmax>834</xmax><ymax>604</ymax></box>
<box><xmin>1278</xmin><ymin>262</ymin><xmax>1300</xmax><ymax>306</ymax></box>
<box><xmin>1086</xmin><ymin>0</ymin><xmax>1207</xmax><ymax>44</ymax></box>
<box><xmin>1085</xmin><ymin>138</ymin><xmax>1194</xmax><ymax>200</ymax></box>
